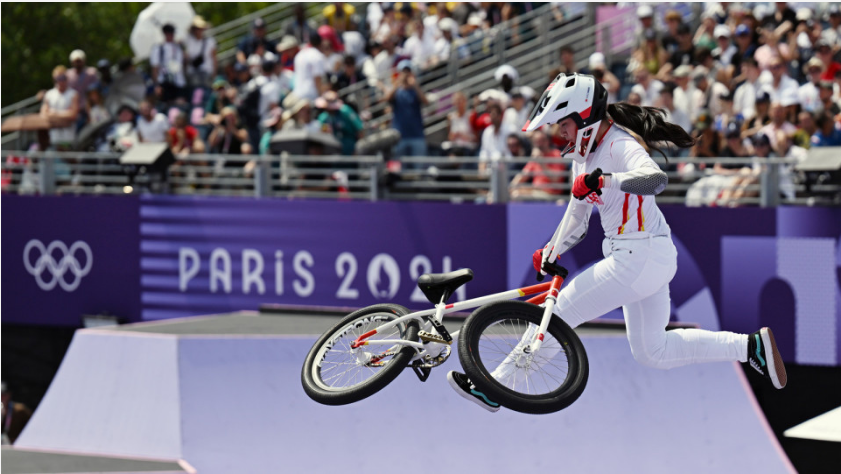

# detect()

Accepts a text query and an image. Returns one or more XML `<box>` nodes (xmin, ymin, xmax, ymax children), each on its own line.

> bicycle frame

<box><xmin>349</xmin><ymin>273</ymin><xmax>566</xmax><ymax>363</ymax></box>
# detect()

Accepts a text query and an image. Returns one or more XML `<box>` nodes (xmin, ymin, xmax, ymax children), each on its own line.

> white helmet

<box><xmin>521</xmin><ymin>73</ymin><xmax>609</xmax><ymax>163</ymax></box>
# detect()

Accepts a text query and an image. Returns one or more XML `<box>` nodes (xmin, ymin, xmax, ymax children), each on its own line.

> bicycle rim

<box><xmin>311</xmin><ymin>313</ymin><xmax>408</xmax><ymax>392</ymax></box>
<box><xmin>476</xmin><ymin>317</ymin><xmax>571</xmax><ymax>396</ymax></box>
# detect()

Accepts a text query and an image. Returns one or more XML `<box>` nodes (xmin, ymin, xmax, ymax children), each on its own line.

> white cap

<box><xmin>796</xmin><ymin>8</ymin><xmax>812</xmax><ymax>21</ymax></box>
<box><xmin>637</xmin><ymin>5</ymin><xmax>653</xmax><ymax>18</ymax></box>
<box><xmin>438</xmin><ymin>17</ymin><xmax>458</xmax><ymax>36</ymax></box>
<box><xmin>630</xmin><ymin>84</ymin><xmax>646</xmax><ymax>96</ymax></box>
<box><xmin>69</xmin><ymin>49</ymin><xmax>86</xmax><ymax>62</ymax></box>
<box><xmin>589</xmin><ymin>52</ymin><xmax>606</xmax><ymax>70</ymax></box>
<box><xmin>494</xmin><ymin>64</ymin><xmax>519</xmax><ymax>83</ymax></box>
<box><xmin>714</xmin><ymin>24</ymin><xmax>731</xmax><ymax>38</ymax></box>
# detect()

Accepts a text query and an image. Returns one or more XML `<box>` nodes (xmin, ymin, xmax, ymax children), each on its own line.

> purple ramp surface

<box><xmin>15</xmin><ymin>332</ymin><xmax>794</xmax><ymax>473</ymax></box>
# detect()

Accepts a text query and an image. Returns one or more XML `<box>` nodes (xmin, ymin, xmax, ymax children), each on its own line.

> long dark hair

<box><xmin>607</xmin><ymin>102</ymin><xmax>695</xmax><ymax>159</ymax></box>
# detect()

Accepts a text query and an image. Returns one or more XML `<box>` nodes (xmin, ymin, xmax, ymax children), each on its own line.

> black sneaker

<box><xmin>746</xmin><ymin>328</ymin><xmax>787</xmax><ymax>389</ymax></box>
<box><xmin>447</xmin><ymin>371</ymin><xmax>500</xmax><ymax>412</ymax></box>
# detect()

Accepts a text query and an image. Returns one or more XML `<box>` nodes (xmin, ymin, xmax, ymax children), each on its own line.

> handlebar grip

<box><xmin>591</xmin><ymin>168</ymin><xmax>603</xmax><ymax>179</ymax></box>
<box><xmin>536</xmin><ymin>272</ymin><xmax>545</xmax><ymax>282</ymax></box>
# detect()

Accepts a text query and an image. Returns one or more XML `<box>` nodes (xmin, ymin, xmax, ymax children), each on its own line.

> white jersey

<box><xmin>570</xmin><ymin>124</ymin><xmax>671</xmax><ymax>240</ymax></box>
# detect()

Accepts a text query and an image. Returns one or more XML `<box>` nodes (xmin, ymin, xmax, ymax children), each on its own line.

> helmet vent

<box><xmin>554</xmin><ymin>101</ymin><xmax>569</xmax><ymax>111</ymax></box>
<box><xmin>565</xmin><ymin>78</ymin><xmax>576</xmax><ymax>88</ymax></box>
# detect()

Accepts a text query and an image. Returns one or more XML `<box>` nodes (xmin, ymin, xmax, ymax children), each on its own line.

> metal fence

<box><xmin>4</xmin><ymin>150</ymin><xmax>837</xmax><ymax>207</ymax></box>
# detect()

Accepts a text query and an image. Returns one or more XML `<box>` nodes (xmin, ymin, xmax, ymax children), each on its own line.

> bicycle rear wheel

<box><xmin>458</xmin><ymin>301</ymin><xmax>588</xmax><ymax>414</ymax></box>
<box><xmin>302</xmin><ymin>304</ymin><xmax>420</xmax><ymax>405</ymax></box>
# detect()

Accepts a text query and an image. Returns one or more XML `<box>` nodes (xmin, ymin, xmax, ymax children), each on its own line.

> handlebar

<box><xmin>536</xmin><ymin>260</ymin><xmax>569</xmax><ymax>282</ymax></box>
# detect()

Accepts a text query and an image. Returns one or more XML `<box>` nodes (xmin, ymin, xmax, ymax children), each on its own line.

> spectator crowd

<box><xmin>25</xmin><ymin>2</ymin><xmax>841</xmax><ymax>203</ymax></box>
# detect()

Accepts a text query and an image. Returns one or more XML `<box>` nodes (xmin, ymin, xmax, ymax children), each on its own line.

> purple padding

<box><xmin>178</xmin><ymin>337</ymin><xmax>792</xmax><ymax>474</ymax></box>
<box><xmin>17</xmin><ymin>332</ymin><xmax>794</xmax><ymax>473</ymax></box>
<box><xmin>15</xmin><ymin>332</ymin><xmax>181</xmax><ymax>459</ymax></box>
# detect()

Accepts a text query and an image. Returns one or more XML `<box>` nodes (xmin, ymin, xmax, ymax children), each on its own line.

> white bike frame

<box><xmin>349</xmin><ymin>274</ymin><xmax>566</xmax><ymax>363</ymax></box>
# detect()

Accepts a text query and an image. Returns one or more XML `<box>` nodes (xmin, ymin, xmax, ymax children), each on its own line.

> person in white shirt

<box><xmin>40</xmin><ymin>65</ymin><xmax>79</xmax><ymax>150</ymax></box>
<box><xmin>447</xmin><ymin>73</ymin><xmax>787</xmax><ymax>413</ymax></box>
<box><xmin>292</xmin><ymin>33</ymin><xmax>327</xmax><ymax>101</ymax></box>
<box><xmin>758</xmin><ymin>56</ymin><xmax>799</xmax><ymax>103</ymax></box>
<box><xmin>136</xmin><ymin>100</ymin><xmax>170</xmax><ymax>143</ymax></box>
<box><xmin>502</xmin><ymin>89</ymin><xmax>530</xmax><ymax>137</ymax></box>
<box><xmin>184</xmin><ymin>16</ymin><xmax>218</xmax><ymax>89</ymax></box>
<box><xmin>712</xmin><ymin>24</ymin><xmax>737</xmax><ymax>69</ymax></box>
<box><xmin>671</xmin><ymin>65</ymin><xmax>695</xmax><ymax>120</ymax></box>
<box><xmin>149</xmin><ymin>23</ymin><xmax>187</xmax><ymax>103</ymax></box>
<box><xmin>658</xmin><ymin>83</ymin><xmax>691</xmax><ymax>133</ymax></box>
<box><xmin>732</xmin><ymin>58</ymin><xmax>761</xmax><ymax>120</ymax></box>
<box><xmin>478</xmin><ymin>102</ymin><xmax>513</xmax><ymax>174</ymax></box>
<box><xmin>631</xmin><ymin>65</ymin><xmax>663</xmax><ymax>107</ymax></box>
<box><xmin>798</xmin><ymin>57</ymin><xmax>825</xmax><ymax>113</ymax></box>
<box><xmin>402</xmin><ymin>19</ymin><xmax>436</xmax><ymax>69</ymax></box>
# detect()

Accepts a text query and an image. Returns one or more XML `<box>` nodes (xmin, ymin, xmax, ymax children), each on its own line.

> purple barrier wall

<box><xmin>506</xmin><ymin>203</ymin><xmax>841</xmax><ymax>366</ymax></box>
<box><xmin>3</xmin><ymin>195</ymin><xmax>839</xmax><ymax>365</ymax></box>
<box><xmin>138</xmin><ymin>196</ymin><xmax>508</xmax><ymax>320</ymax></box>
<box><xmin>1</xmin><ymin>196</ymin><xmax>142</xmax><ymax>326</ymax></box>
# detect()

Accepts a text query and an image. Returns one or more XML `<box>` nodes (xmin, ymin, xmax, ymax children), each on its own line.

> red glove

<box><xmin>572</xmin><ymin>169</ymin><xmax>605</xmax><ymax>200</ymax></box>
<box><xmin>532</xmin><ymin>247</ymin><xmax>558</xmax><ymax>273</ymax></box>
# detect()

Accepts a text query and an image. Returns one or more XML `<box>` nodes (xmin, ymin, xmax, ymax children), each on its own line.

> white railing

<box><xmin>3</xmin><ymin>150</ymin><xmax>835</xmax><ymax>207</ymax></box>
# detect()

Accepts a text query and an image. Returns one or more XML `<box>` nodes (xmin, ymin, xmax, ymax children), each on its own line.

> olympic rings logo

<box><xmin>23</xmin><ymin>239</ymin><xmax>93</xmax><ymax>292</ymax></box>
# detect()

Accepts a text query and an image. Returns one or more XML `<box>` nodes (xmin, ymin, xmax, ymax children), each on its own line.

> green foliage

<box><xmin>1</xmin><ymin>2</ymin><xmax>274</xmax><ymax>106</ymax></box>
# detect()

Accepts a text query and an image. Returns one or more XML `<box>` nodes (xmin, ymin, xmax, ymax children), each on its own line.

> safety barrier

<box><xmin>3</xmin><ymin>149</ymin><xmax>834</xmax><ymax>207</ymax></box>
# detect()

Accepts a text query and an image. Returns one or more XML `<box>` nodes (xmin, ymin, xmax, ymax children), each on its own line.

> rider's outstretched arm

<box><xmin>546</xmin><ymin>198</ymin><xmax>593</xmax><ymax>262</ymax></box>
<box><xmin>603</xmin><ymin>161</ymin><xmax>668</xmax><ymax>196</ymax></box>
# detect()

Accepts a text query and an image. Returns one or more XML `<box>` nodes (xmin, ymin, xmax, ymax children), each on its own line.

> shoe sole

<box><xmin>446</xmin><ymin>372</ymin><xmax>500</xmax><ymax>413</ymax></box>
<box><xmin>761</xmin><ymin>328</ymin><xmax>787</xmax><ymax>389</ymax></box>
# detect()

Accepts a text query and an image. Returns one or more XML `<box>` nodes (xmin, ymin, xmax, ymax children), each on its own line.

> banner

<box><xmin>1</xmin><ymin>196</ymin><xmax>142</xmax><ymax>326</ymax></box>
<box><xmin>138</xmin><ymin>196</ymin><xmax>508</xmax><ymax>320</ymax></box>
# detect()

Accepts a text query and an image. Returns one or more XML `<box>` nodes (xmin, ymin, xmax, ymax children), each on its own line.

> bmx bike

<box><xmin>302</xmin><ymin>261</ymin><xmax>589</xmax><ymax>414</ymax></box>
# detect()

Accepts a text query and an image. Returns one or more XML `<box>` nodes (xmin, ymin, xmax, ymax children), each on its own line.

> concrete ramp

<box><xmin>16</xmin><ymin>315</ymin><xmax>795</xmax><ymax>474</ymax></box>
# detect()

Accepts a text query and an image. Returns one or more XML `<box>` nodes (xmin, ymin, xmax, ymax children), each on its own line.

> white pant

<box><xmin>552</xmin><ymin>234</ymin><xmax>747</xmax><ymax>369</ymax></box>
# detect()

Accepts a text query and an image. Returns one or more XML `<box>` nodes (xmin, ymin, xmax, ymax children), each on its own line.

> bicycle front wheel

<box><xmin>302</xmin><ymin>304</ymin><xmax>420</xmax><ymax>405</ymax></box>
<box><xmin>458</xmin><ymin>301</ymin><xmax>589</xmax><ymax>414</ymax></box>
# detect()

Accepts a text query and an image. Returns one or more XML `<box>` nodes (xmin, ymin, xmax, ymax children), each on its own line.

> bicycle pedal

<box><xmin>418</xmin><ymin>331</ymin><xmax>451</xmax><ymax>345</ymax></box>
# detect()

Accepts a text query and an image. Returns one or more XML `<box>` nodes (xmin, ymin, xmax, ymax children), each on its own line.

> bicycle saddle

<box><xmin>417</xmin><ymin>268</ymin><xmax>474</xmax><ymax>304</ymax></box>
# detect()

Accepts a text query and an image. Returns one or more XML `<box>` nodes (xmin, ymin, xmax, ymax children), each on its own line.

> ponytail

<box><xmin>606</xmin><ymin>102</ymin><xmax>695</xmax><ymax>160</ymax></box>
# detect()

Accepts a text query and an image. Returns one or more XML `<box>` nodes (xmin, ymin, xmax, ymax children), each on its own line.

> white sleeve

<box><xmin>547</xmin><ymin>198</ymin><xmax>593</xmax><ymax>260</ymax></box>
<box><xmin>602</xmin><ymin>137</ymin><xmax>668</xmax><ymax>195</ymax></box>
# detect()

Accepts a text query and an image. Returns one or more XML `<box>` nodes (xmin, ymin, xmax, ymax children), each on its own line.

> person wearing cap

<box><xmin>315</xmin><ymin>90</ymin><xmax>363</xmax><ymax>155</ymax></box>
<box><xmin>434</xmin><ymin>17</ymin><xmax>468</xmax><ymax>64</ymax></box>
<box><xmin>40</xmin><ymin>65</ymin><xmax>80</xmax><ymax>150</ymax></box>
<box><xmin>633</xmin><ymin>5</ymin><xmax>657</xmax><ymax>50</ymax></box>
<box><xmin>733</xmin><ymin>58</ymin><xmax>762</xmax><ymax>120</ymax></box>
<box><xmin>65</xmin><ymin>49</ymin><xmax>98</xmax><ymax>116</ymax></box>
<box><xmin>236</xmin><ymin>18</ymin><xmax>277</xmax><ymax>65</ymax></box>
<box><xmin>798</xmin><ymin>58</ymin><xmax>825</xmax><ymax>112</ymax></box>
<box><xmin>661</xmin><ymin>9</ymin><xmax>684</xmax><ymax>54</ymax></box>
<box><xmin>185</xmin><ymin>15</ymin><xmax>217</xmax><ymax>90</ymax></box>
<box><xmin>104</xmin><ymin>102</ymin><xmax>139</xmax><ymax>152</ymax></box>
<box><xmin>386</xmin><ymin>59</ymin><xmax>429</xmax><ymax>162</ymax></box>
<box><xmin>277</xmin><ymin>35</ymin><xmax>300</xmax><ymax>71</ymax></box>
<box><xmin>712</xmin><ymin>24</ymin><xmax>737</xmax><ymax>68</ymax></box>
<box><xmin>730</xmin><ymin>24</ymin><xmax>758</xmax><ymax>75</ymax></box>
<box><xmin>743</xmin><ymin>89</ymin><xmax>773</xmax><ymax>137</ymax></box>
<box><xmin>759</xmin><ymin>56</ymin><xmax>799</xmax><ymax>104</ymax></box>
<box><xmin>283</xmin><ymin>4</ymin><xmax>319</xmax><ymax>45</ymax></box>
<box><xmin>292</xmin><ymin>32</ymin><xmax>327</xmax><ymax>101</ymax></box>
<box><xmin>150</xmin><ymin>24</ymin><xmax>188</xmax><ymax>104</ymax></box>
<box><xmin>670</xmin><ymin>64</ymin><xmax>694</xmax><ymax>119</ymax></box>
<box><xmin>136</xmin><ymin>99</ymin><xmax>170</xmax><ymax>144</ymax></box>
<box><xmin>658</xmin><ymin>22</ymin><xmax>695</xmax><ymax>79</ymax></box>
<box><xmin>812</xmin><ymin>39</ymin><xmax>841</xmax><ymax>81</ymax></box>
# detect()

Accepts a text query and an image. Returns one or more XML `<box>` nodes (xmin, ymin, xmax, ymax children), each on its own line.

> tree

<box><xmin>1</xmin><ymin>2</ymin><xmax>274</xmax><ymax>106</ymax></box>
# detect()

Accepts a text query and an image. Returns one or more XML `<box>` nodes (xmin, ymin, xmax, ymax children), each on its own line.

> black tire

<box><xmin>458</xmin><ymin>301</ymin><xmax>589</xmax><ymax>414</ymax></box>
<box><xmin>302</xmin><ymin>304</ymin><xmax>420</xmax><ymax>405</ymax></box>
